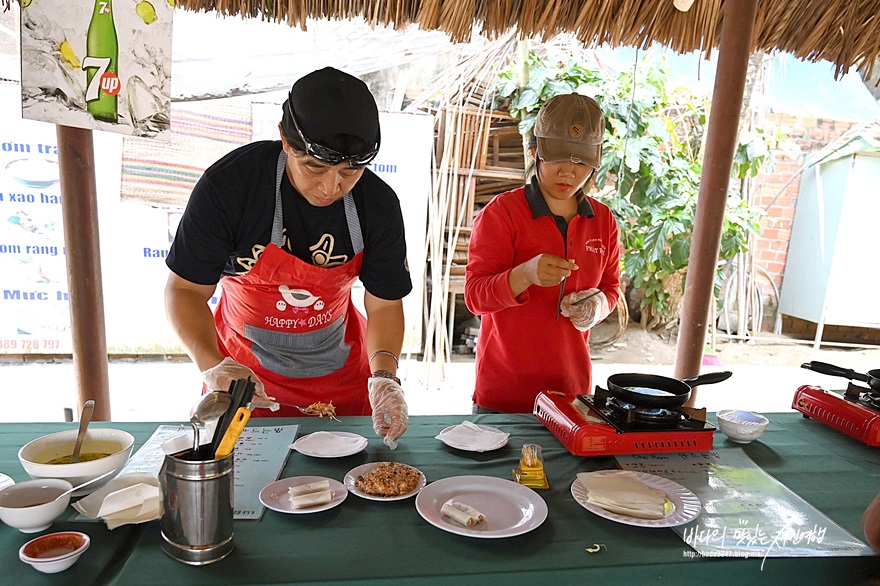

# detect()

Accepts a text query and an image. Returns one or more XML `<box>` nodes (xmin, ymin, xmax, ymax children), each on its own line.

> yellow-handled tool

<box><xmin>214</xmin><ymin>407</ymin><xmax>250</xmax><ymax>458</ymax></box>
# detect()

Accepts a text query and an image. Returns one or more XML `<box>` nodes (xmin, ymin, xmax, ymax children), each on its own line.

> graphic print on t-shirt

<box><xmin>309</xmin><ymin>234</ymin><xmax>347</xmax><ymax>267</ymax></box>
<box><xmin>235</xmin><ymin>244</ymin><xmax>266</xmax><ymax>274</ymax></box>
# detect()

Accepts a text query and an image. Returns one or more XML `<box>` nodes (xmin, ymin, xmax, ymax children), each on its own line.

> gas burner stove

<box><xmin>792</xmin><ymin>383</ymin><xmax>880</xmax><ymax>446</ymax></box>
<box><xmin>533</xmin><ymin>387</ymin><xmax>716</xmax><ymax>457</ymax></box>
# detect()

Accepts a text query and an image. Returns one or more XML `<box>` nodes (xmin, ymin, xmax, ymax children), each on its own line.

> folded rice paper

<box><xmin>577</xmin><ymin>470</ymin><xmax>669</xmax><ymax>519</ymax></box>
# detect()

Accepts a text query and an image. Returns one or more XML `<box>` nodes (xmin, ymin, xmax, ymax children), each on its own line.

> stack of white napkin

<box><xmin>435</xmin><ymin>420</ymin><xmax>509</xmax><ymax>452</ymax></box>
<box><xmin>72</xmin><ymin>473</ymin><xmax>162</xmax><ymax>530</ymax></box>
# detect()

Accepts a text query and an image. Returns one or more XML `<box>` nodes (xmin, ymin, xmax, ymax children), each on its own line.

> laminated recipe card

<box><xmin>616</xmin><ymin>448</ymin><xmax>871</xmax><ymax>558</ymax></box>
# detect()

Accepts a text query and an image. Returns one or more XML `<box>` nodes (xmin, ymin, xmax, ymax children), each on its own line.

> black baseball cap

<box><xmin>282</xmin><ymin>67</ymin><xmax>380</xmax><ymax>165</ymax></box>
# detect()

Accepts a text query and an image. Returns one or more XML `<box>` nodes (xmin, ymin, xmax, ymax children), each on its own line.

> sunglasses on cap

<box><xmin>539</xmin><ymin>154</ymin><xmax>594</xmax><ymax>167</ymax></box>
<box><xmin>286</xmin><ymin>97</ymin><xmax>380</xmax><ymax>168</ymax></box>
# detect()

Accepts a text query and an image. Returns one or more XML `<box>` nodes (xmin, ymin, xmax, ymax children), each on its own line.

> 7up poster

<box><xmin>19</xmin><ymin>0</ymin><xmax>172</xmax><ymax>139</ymax></box>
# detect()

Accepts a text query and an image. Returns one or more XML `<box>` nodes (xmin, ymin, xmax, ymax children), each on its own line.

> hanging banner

<box><xmin>19</xmin><ymin>0</ymin><xmax>172</xmax><ymax>139</ymax></box>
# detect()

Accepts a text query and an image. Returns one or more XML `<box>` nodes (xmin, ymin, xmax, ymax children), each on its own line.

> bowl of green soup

<box><xmin>18</xmin><ymin>428</ymin><xmax>134</xmax><ymax>495</ymax></box>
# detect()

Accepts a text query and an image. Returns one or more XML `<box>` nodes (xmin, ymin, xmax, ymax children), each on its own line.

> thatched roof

<box><xmin>165</xmin><ymin>0</ymin><xmax>880</xmax><ymax>78</ymax></box>
<box><xmin>3</xmin><ymin>0</ymin><xmax>877</xmax><ymax>77</ymax></box>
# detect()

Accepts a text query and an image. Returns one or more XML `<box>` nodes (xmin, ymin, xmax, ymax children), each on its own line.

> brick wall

<box><xmin>747</xmin><ymin>113</ymin><xmax>861</xmax><ymax>333</ymax></box>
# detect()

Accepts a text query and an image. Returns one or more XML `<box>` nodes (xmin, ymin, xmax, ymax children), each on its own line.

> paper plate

<box><xmin>435</xmin><ymin>423</ymin><xmax>509</xmax><ymax>452</ymax></box>
<box><xmin>292</xmin><ymin>431</ymin><xmax>368</xmax><ymax>458</ymax></box>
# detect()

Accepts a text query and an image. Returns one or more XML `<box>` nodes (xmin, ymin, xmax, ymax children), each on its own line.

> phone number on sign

<box><xmin>0</xmin><ymin>339</ymin><xmax>62</xmax><ymax>351</ymax></box>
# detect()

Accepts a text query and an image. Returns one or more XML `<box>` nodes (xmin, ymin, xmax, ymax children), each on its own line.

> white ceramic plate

<box><xmin>571</xmin><ymin>470</ymin><xmax>701</xmax><ymax>528</ymax></box>
<box><xmin>291</xmin><ymin>431</ymin><xmax>368</xmax><ymax>458</ymax></box>
<box><xmin>259</xmin><ymin>476</ymin><xmax>347</xmax><ymax>514</ymax></box>
<box><xmin>435</xmin><ymin>424</ymin><xmax>509</xmax><ymax>452</ymax></box>
<box><xmin>0</xmin><ymin>473</ymin><xmax>13</xmax><ymax>491</ymax></box>
<box><xmin>415</xmin><ymin>475</ymin><xmax>548</xmax><ymax>538</ymax></box>
<box><xmin>344</xmin><ymin>462</ymin><xmax>426</xmax><ymax>501</ymax></box>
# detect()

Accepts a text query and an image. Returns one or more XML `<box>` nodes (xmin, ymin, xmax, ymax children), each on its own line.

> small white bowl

<box><xmin>19</xmin><ymin>531</ymin><xmax>90</xmax><ymax>573</ymax></box>
<box><xmin>717</xmin><ymin>409</ymin><xmax>769</xmax><ymax>444</ymax></box>
<box><xmin>18</xmin><ymin>428</ymin><xmax>134</xmax><ymax>494</ymax></box>
<box><xmin>0</xmin><ymin>478</ymin><xmax>72</xmax><ymax>533</ymax></box>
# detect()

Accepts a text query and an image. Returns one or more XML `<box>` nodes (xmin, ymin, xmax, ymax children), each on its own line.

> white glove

<box><xmin>368</xmin><ymin>377</ymin><xmax>409</xmax><ymax>449</ymax></box>
<box><xmin>200</xmin><ymin>357</ymin><xmax>278</xmax><ymax>410</ymax></box>
<box><xmin>560</xmin><ymin>289</ymin><xmax>611</xmax><ymax>332</ymax></box>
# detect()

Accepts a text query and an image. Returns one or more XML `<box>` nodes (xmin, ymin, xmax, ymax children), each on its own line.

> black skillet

<box><xmin>801</xmin><ymin>361</ymin><xmax>880</xmax><ymax>392</ymax></box>
<box><xmin>605</xmin><ymin>371</ymin><xmax>733</xmax><ymax>408</ymax></box>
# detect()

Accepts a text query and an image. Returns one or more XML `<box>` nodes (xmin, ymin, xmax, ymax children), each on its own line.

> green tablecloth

<box><xmin>1</xmin><ymin>413</ymin><xmax>879</xmax><ymax>585</ymax></box>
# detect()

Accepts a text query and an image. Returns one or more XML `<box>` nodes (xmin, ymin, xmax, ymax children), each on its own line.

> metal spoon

<box><xmin>53</xmin><ymin>469</ymin><xmax>117</xmax><ymax>501</ymax></box>
<box><xmin>71</xmin><ymin>400</ymin><xmax>95</xmax><ymax>464</ymax></box>
<box><xmin>189</xmin><ymin>392</ymin><xmax>232</xmax><ymax>453</ymax></box>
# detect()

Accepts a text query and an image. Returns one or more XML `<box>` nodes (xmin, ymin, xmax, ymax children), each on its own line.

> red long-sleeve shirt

<box><xmin>465</xmin><ymin>179</ymin><xmax>621</xmax><ymax>412</ymax></box>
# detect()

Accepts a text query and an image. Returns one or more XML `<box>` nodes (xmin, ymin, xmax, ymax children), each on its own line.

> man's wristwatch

<box><xmin>370</xmin><ymin>369</ymin><xmax>401</xmax><ymax>385</ymax></box>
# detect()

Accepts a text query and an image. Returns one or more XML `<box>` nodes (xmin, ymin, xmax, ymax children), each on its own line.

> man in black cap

<box><xmin>165</xmin><ymin>67</ymin><xmax>411</xmax><ymax>447</ymax></box>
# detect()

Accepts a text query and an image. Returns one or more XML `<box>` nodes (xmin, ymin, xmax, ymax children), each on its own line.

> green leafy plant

<box><xmin>495</xmin><ymin>52</ymin><xmax>764</xmax><ymax>328</ymax></box>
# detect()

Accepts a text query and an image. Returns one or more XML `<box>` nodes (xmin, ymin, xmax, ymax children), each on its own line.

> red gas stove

<box><xmin>792</xmin><ymin>384</ymin><xmax>880</xmax><ymax>447</ymax></box>
<box><xmin>534</xmin><ymin>387</ymin><xmax>716</xmax><ymax>457</ymax></box>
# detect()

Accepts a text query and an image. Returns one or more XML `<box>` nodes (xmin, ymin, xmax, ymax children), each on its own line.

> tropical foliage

<box><xmin>495</xmin><ymin>52</ymin><xmax>765</xmax><ymax>328</ymax></box>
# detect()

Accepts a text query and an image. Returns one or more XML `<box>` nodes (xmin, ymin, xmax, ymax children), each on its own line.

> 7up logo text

<box><xmin>84</xmin><ymin>0</ymin><xmax>119</xmax><ymax>122</ymax></box>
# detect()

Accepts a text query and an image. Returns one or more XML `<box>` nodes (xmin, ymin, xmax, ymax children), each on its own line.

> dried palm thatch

<box><xmin>130</xmin><ymin>0</ymin><xmax>880</xmax><ymax>79</ymax></box>
<box><xmin>3</xmin><ymin>0</ymin><xmax>876</xmax><ymax>77</ymax></box>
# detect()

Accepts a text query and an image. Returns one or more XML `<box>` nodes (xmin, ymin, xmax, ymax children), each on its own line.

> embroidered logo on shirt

<box><xmin>584</xmin><ymin>237</ymin><xmax>606</xmax><ymax>255</ymax></box>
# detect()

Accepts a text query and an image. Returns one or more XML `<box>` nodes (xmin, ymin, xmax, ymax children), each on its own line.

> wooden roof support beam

<box><xmin>56</xmin><ymin>125</ymin><xmax>111</xmax><ymax>421</ymax></box>
<box><xmin>675</xmin><ymin>0</ymin><xmax>759</xmax><ymax>406</ymax></box>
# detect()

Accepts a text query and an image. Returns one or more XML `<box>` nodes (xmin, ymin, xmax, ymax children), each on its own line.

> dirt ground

<box><xmin>590</xmin><ymin>320</ymin><xmax>880</xmax><ymax>370</ymax></box>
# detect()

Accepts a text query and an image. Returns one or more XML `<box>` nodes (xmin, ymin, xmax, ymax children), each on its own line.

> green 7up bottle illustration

<box><xmin>83</xmin><ymin>0</ymin><xmax>119</xmax><ymax>123</ymax></box>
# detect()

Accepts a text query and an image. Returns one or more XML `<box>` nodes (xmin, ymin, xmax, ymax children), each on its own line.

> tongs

<box><xmin>205</xmin><ymin>377</ymin><xmax>256</xmax><ymax>459</ymax></box>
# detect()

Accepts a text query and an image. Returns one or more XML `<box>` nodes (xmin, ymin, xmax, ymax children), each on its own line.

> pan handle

<box><xmin>801</xmin><ymin>361</ymin><xmax>869</xmax><ymax>383</ymax></box>
<box><xmin>682</xmin><ymin>371</ymin><xmax>733</xmax><ymax>387</ymax></box>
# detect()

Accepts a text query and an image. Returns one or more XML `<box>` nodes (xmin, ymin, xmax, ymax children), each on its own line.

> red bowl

<box><xmin>19</xmin><ymin>531</ymin><xmax>90</xmax><ymax>573</ymax></box>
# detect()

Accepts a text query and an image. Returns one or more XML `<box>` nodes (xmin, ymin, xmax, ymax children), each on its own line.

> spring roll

<box><xmin>441</xmin><ymin>501</ymin><xmax>486</xmax><ymax>527</ymax></box>
<box><xmin>288</xmin><ymin>479</ymin><xmax>331</xmax><ymax>497</ymax></box>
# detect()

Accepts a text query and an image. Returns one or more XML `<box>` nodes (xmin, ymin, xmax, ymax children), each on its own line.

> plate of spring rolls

<box><xmin>260</xmin><ymin>476</ymin><xmax>347</xmax><ymax>514</ymax></box>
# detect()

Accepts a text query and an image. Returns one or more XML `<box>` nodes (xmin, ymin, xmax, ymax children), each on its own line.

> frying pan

<box><xmin>606</xmin><ymin>371</ymin><xmax>733</xmax><ymax>408</ymax></box>
<box><xmin>801</xmin><ymin>361</ymin><xmax>880</xmax><ymax>392</ymax></box>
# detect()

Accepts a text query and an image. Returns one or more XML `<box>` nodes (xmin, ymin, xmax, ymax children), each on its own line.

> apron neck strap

<box><xmin>273</xmin><ymin>148</ymin><xmax>364</xmax><ymax>254</ymax></box>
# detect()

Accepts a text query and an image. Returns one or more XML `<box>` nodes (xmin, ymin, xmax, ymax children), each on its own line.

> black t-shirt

<box><xmin>166</xmin><ymin>140</ymin><xmax>412</xmax><ymax>301</ymax></box>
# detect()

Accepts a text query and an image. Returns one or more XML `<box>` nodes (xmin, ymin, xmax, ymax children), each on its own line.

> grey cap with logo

<box><xmin>534</xmin><ymin>93</ymin><xmax>605</xmax><ymax>168</ymax></box>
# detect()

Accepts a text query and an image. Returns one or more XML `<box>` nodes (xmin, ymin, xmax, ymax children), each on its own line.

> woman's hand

<box><xmin>509</xmin><ymin>254</ymin><xmax>577</xmax><ymax>296</ymax></box>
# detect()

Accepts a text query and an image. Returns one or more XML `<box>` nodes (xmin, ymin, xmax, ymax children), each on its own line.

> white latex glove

<box><xmin>200</xmin><ymin>357</ymin><xmax>278</xmax><ymax>410</ymax></box>
<box><xmin>368</xmin><ymin>377</ymin><xmax>409</xmax><ymax>449</ymax></box>
<box><xmin>560</xmin><ymin>288</ymin><xmax>611</xmax><ymax>332</ymax></box>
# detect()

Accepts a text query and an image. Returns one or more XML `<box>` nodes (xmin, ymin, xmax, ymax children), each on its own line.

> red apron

<box><xmin>213</xmin><ymin>152</ymin><xmax>371</xmax><ymax>416</ymax></box>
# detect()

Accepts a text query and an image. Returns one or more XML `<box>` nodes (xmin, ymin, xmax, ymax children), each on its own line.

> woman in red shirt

<box><xmin>465</xmin><ymin>93</ymin><xmax>621</xmax><ymax>413</ymax></box>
